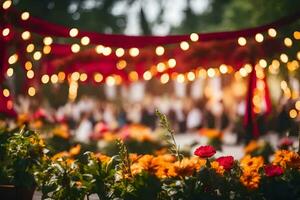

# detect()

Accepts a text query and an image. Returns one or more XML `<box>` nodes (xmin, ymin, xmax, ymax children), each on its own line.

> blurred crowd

<box><xmin>7</xmin><ymin>92</ymin><xmax>299</xmax><ymax>144</ymax></box>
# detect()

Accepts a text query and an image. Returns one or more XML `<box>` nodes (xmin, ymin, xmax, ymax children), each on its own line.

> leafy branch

<box><xmin>155</xmin><ymin>109</ymin><xmax>182</xmax><ymax>162</ymax></box>
<box><xmin>116</xmin><ymin>139</ymin><xmax>132</xmax><ymax>178</ymax></box>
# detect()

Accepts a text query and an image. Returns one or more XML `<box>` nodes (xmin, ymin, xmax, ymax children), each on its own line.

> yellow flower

<box><xmin>211</xmin><ymin>161</ymin><xmax>225</xmax><ymax>175</ymax></box>
<box><xmin>199</xmin><ymin>128</ymin><xmax>222</xmax><ymax>139</ymax></box>
<box><xmin>69</xmin><ymin>144</ymin><xmax>81</xmax><ymax>156</ymax></box>
<box><xmin>240</xmin><ymin>155</ymin><xmax>264</xmax><ymax>172</ymax></box>
<box><xmin>240</xmin><ymin>170</ymin><xmax>261</xmax><ymax>189</ymax></box>
<box><xmin>53</xmin><ymin>124</ymin><xmax>70</xmax><ymax>139</ymax></box>
<box><xmin>94</xmin><ymin>153</ymin><xmax>111</xmax><ymax>164</ymax></box>
<box><xmin>244</xmin><ymin>140</ymin><xmax>259</xmax><ymax>154</ymax></box>
<box><xmin>30</xmin><ymin>120</ymin><xmax>43</xmax><ymax>129</ymax></box>
<box><xmin>272</xmin><ymin>150</ymin><xmax>300</xmax><ymax>169</ymax></box>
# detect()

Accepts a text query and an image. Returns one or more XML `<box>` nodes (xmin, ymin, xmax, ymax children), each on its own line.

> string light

<box><xmin>68</xmin><ymin>80</ymin><xmax>78</xmax><ymax>101</ymax></box>
<box><xmin>280</xmin><ymin>53</ymin><xmax>288</xmax><ymax>63</ymax></box>
<box><xmin>129</xmin><ymin>48</ymin><xmax>139</xmax><ymax>57</ymax></box>
<box><xmin>239</xmin><ymin>68</ymin><xmax>248</xmax><ymax>77</ymax></box>
<box><xmin>43</xmin><ymin>45</ymin><xmax>51</xmax><ymax>54</ymax></box>
<box><xmin>180</xmin><ymin>41</ymin><xmax>189</xmax><ymax>51</ymax></box>
<box><xmin>207</xmin><ymin>68</ymin><xmax>215</xmax><ymax>78</ymax></box>
<box><xmin>81</xmin><ymin>36</ymin><xmax>90</xmax><ymax>45</ymax></box>
<box><xmin>25</xmin><ymin>61</ymin><xmax>32</xmax><ymax>70</ymax></box>
<box><xmin>21</xmin><ymin>12</ymin><xmax>30</xmax><ymax>20</ymax></box>
<box><xmin>167</xmin><ymin>58</ymin><xmax>176</xmax><ymax>68</ymax></box>
<box><xmin>2</xmin><ymin>0</ymin><xmax>12</xmax><ymax>10</ymax></box>
<box><xmin>51</xmin><ymin>74</ymin><xmax>58</xmax><ymax>83</ymax></box>
<box><xmin>58</xmin><ymin>72</ymin><xmax>66</xmax><ymax>81</ymax></box>
<box><xmin>28</xmin><ymin>87</ymin><xmax>36</xmax><ymax>97</ymax></box>
<box><xmin>284</xmin><ymin>37</ymin><xmax>293</xmax><ymax>47</ymax></box>
<box><xmin>94</xmin><ymin>73</ymin><xmax>103</xmax><ymax>83</ymax></box>
<box><xmin>129</xmin><ymin>71</ymin><xmax>139</xmax><ymax>81</ymax></box>
<box><xmin>69</xmin><ymin>28</ymin><xmax>79</xmax><ymax>37</ymax></box>
<box><xmin>219</xmin><ymin>64</ymin><xmax>228</xmax><ymax>74</ymax></box>
<box><xmin>115</xmin><ymin>48</ymin><xmax>125</xmax><ymax>57</ymax></box>
<box><xmin>6</xmin><ymin>67</ymin><xmax>13</xmax><ymax>77</ymax></box>
<box><xmin>2</xmin><ymin>28</ymin><xmax>10</xmax><ymax>37</ymax></box>
<box><xmin>294</xmin><ymin>31</ymin><xmax>300</xmax><ymax>40</ymax></box>
<box><xmin>26</xmin><ymin>70</ymin><xmax>34</xmax><ymax>79</ymax></box>
<box><xmin>244</xmin><ymin>64</ymin><xmax>253</xmax><ymax>73</ymax></box>
<box><xmin>8</xmin><ymin>54</ymin><xmax>18</xmax><ymax>64</ymax></box>
<box><xmin>26</xmin><ymin>43</ymin><xmax>35</xmax><ymax>53</ymax></box>
<box><xmin>103</xmin><ymin>47</ymin><xmax>112</xmax><ymax>56</ymax></box>
<box><xmin>160</xmin><ymin>73</ymin><xmax>169</xmax><ymax>84</ymax></box>
<box><xmin>187</xmin><ymin>71</ymin><xmax>195</xmax><ymax>81</ymax></box>
<box><xmin>21</xmin><ymin>31</ymin><xmax>31</xmax><ymax>40</ymax></box>
<box><xmin>95</xmin><ymin>45</ymin><xmax>104</xmax><ymax>54</ymax></box>
<box><xmin>289</xmin><ymin>109</ymin><xmax>297</xmax><ymax>119</ymax></box>
<box><xmin>117</xmin><ymin>60</ymin><xmax>127</xmax><ymax>70</ymax></box>
<box><xmin>237</xmin><ymin>37</ymin><xmax>247</xmax><ymax>46</ymax></box>
<box><xmin>157</xmin><ymin>62</ymin><xmax>166</xmax><ymax>72</ymax></box>
<box><xmin>198</xmin><ymin>69</ymin><xmax>206</xmax><ymax>78</ymax></box>
<box><xmin>41</xmin><ymin>74</ymin><xmax>50</xmax><ymax>84</ymax></box>
<box><xmin>71</xmin><ymin>44</ymin><xmax>80</xmax><ymax>53</ymax></box>
<box><xmin>106</xmin><ymin>76</ymin><xmax>115</xmax><ymax>86</ymax></box>
<box><xmin>297</xmin><ymin>52</ymin><xmax>300</xmax><ymax>61</ymax></box>
<box><xmin>155</xmin><ymin>46</ymin><xmax>165</xmax><ymax>56</ymax></box>
<box><xmin>143</xmin><ymin>71</ymin><xmax>152</xmax><ymax>80</ymax></box>
<box><xmin>71</xmin><ymin>72</ymin><xmax>80</xmax><ymax>81</ymax></box>
<box><xmin>33</xmin><ymin>51</ymin><xmax>42</xmax><ymax>60</ymax></box>
<box><xmin>3</xmin><ymin>89</ymin><xmax>10</xmax><ymax>97</ymax></box>
<box><xmin>176</xmin><ymin>74</ymin><xmax>185</xmax><ymax>83</ymax></box>
<box><xmin>268</xmin><ymin>28</ymin><xmax>277</xmax><ymax>37</ymax></box>
<box><xmin>190</xmin><ymin>33</ymin><xmax>199</xmax><ymax>42</ymax></box>
<box><xmin>255</xmin><ymin>33</ymin><xmax>264</xmax><ymax>43</ymax></box>
<box><xmin>79</xmin><ymin>73</ymin><xmax>87</xmax><ymax>81</ymax></box>
<box><xmin>259</xmin><ymin>59</ymin><xmax>267</xmax><ymax>68</ymax></box>
<box><xmin>295</xmin><ymin>100</ymin><xmax>300</xmax><ymax>110</ymax></box>
<box><xmin>43</xmin><ymin>37</ymin><xmax>53</xmax><ymax>45</ymax></box>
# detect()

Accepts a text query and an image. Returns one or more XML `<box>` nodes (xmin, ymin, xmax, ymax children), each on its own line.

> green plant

<box><xmin>0</xmin><ymin>127</ymin><xmax>46</xmax><ymax>188</ymax></box>
<box><xmin>34</xmin><ymin>158</ymin><xmax>87</xmax><ymax>200</ymax></box>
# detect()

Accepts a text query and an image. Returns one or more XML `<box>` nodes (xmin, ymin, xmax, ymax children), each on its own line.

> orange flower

<box><xmin>154</xmin><ymin>148</ymin><xmax>168</xmax><ymax>156</ymax></box>
<box><xmin>199</xmin><ymin>128</ymin><xmax>222</xmax><ymax>139</ymax></box>
<box><xmin>240</xmin><ymin>170</ymin><xmax>260</xmax><ymax>189</ymax></box>
<box><xmin>30</xmin><ymin>120</ymin><xmax>43</xmax><ymax>129</ymax></box>
<box><xmin>211</xmin><ymin>161</ymin><xmax>225</xmax><ymax>175</ymax></box>
<box><xmin>94</xmin><ymin>153</ymin><xmax>111</xmax><ymax>164</ymax></box>
<box><xmin>272</xmin><ymin>150</ymin><xmax>300</xmax><ymax>169</ymax></box>
<box><xmin>244</xmin><ymin>140</ymin><xmax>259</xmax><ymax>154</ymax></box>
<box><xmin>69</xmin><ymin>144</ymin><xmax>81</xmax><ymax>156</ymax></box>
<box><xmin>53</xmin><ymin>124</ymin><xmax>70</xmax><ymax>139</ymax></box>
<box><xmin>172</xmin><ymin>158</ymin><xmax>200</xmax><ymax>177</ymax></box>
<box><xmin>240</xmin><ymin>155</ymin><xmax>264</xmax><ymax>172</ymax></box>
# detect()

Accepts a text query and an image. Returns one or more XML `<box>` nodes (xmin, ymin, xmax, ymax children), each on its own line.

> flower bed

<box><xmin>0</xmin><ymin>112</ymin><xmax>300</xmax><ymax>200</ymax></box>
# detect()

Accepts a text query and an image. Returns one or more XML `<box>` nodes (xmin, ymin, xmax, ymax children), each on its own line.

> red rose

<box><xmin>264</xmin><ymin>165</ymin><xmax>284</xmax><ymax>177</ymax></box>
<box><xmin>194</xmin><ymin>145</ymin><xmax>216</xmax><ymax>158</ymax></box>
<box><xmin>216</xmin><ymin>156</ymin><xmax>234</xmax><ymax>170</ymax></box>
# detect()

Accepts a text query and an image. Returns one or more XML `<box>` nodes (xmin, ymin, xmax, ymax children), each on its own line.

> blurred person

<box><xmin>74</xmin><ymin>112</ymin><xmax>93</xmax><ymax>143</ymax></box>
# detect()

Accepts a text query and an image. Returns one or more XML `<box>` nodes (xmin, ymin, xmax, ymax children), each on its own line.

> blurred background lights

<box><xmin>21</xmin><ymin>12</ymin><xmax>30</xmax><ymax>20</ymax></box>
<box><xmin>268</xmin><ymin>28</ymin><xmax>277</xmax><ymax>37</ymax></box>
<box><xmin>190</xmin><ymin>33</ymin><xmax>199</xmax><ymax>42</ymax></box>
<box><xmin>69</xmin><ymin>28</ymin><xmax>79</xmax><ymax>37</ymax></box>
<box><xmin>238</xmin><ymin>37</ymin><xmax>247</xmax><ymax>46</ymax></box>
<box><xmin>255</xmin><ymin>33</ymin><xmax>264</xmax><ymax>42</ymax></box>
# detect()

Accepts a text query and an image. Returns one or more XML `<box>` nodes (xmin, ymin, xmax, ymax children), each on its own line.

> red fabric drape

<box><xmin>5</xmin><ymin>8</ymin><xmax>300</xmax><ymax>48</ymax></box>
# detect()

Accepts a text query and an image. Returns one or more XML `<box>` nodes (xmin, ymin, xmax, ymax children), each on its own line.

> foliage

<box><xmin>34</xmin><ymin>158</ymin><xmax>87</xmax><ymax>200</ymax></box>
<box><xmin>0</xmin><ymin>127</ymin><xmax>46</xmax><ymax>188</ymax></box>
